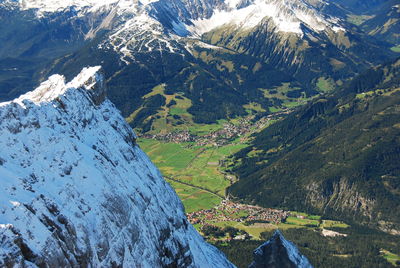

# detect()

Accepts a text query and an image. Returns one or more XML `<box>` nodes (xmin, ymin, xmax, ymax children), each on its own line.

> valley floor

<box><xmin>138</xmin><ymin>113</ymin><xmax>400</xmax><ymax>268</ymax></box>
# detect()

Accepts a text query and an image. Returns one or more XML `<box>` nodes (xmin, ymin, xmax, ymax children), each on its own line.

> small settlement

<box><xmin>187</xmin><ymin>199</ymin><xmax>289</xmax><ymax>226</ymax></box>
<box><xmin>140</xmin><ymin>109</ymin><xmax>291</xmax><ymax>146</ymax></box>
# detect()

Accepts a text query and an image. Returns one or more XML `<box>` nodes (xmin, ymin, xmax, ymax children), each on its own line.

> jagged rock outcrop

<box><xmin>0</xmin><ymin>66</ymin><xmax>234</xmax><ymax>267</ymax></box>
<box><xmin>249</xmin><ymin>230</ymin><xmax>313</xmax><ymax>268</ymax></box>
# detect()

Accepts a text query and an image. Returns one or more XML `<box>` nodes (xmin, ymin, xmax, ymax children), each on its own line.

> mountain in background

<box><xmin>0</xmin><ymin>0</ymin><xmax>397</xmax><ymax>131</ymax></box>
<box><xmin>228</xmin><ymin>57</ymin><xmax>400</xmax><ymax>234</ymax></box>
<box><xmin>0</xmin><ymin>66</ymin><xmax>233</xmax><ymax>267</ymax></box>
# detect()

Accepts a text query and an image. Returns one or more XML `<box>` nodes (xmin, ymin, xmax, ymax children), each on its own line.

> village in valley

<box><xmin>185</xmin><ymin>198</ymin><xmax>350</xmax><ymax>241</ymax></box>
<box><xmin>140</xmin><ymin>109</ymin><xmax>291</xmax><ymax>146</ymax></box>
<box><xmin>186</xmin><ymin>199</ymin><xmax>290</xmax><ymax>240</ymax></box>
<box><xmin>138</xmin><ymin>108</ymin><xmax>350</xmax><ymax>242</ymax></box>
<box><xmin>187</xmin><ymin>199</ymin><xmax>289</xmax><ymax>226</ymax></box>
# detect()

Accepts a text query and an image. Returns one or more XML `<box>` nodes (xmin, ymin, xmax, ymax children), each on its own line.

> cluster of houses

<box><xmin>140</xmin><ymin>121</ymin><xmax>250</xmax><ymax>145</ymax></box>
<box><xmin>140</xmin><ymin>114</ymin><xmax>280</xmax><ymax>146</ymax></box>
<box><xmin>141</xmin><ymin>130</ymin><xmax>195</xmax><ymax>143</ymax></box>
<box><xmin>196</xmin><ymin>121</ymin><xmax>252</xmax><ymax>146</ymax></box>
<box><xmin>187</xmin><ymin>199</ymin><xmax>288</xmax><ymax>226</ymax></box>
<box><xmin>140</xmin><ymin>108</ymin><xmax>293</xmax><ymax>147</ymax></box>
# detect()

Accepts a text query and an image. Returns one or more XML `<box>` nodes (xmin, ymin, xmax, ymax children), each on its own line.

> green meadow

<box><xmin>381</xmin><ymin>249</ymin><xmax>400</xmax><ymax>266</ymax></box>
<box><xmin>139</xmin><ymin>138</ymin><xmax>248</xmax><ymax>212</ymax></box>
<box><xmin>391</xmin><ymin>45</ymin><xmax>400</xmax><ymax>53</ymax></box>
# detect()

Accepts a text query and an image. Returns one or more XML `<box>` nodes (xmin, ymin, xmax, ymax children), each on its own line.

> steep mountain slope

<box><xmin>228</xmin><ymin>58</ymin><xmax>400</xmax><ymax>234</ymax></box>
<box><xmin>0</xmin><ymin>66</ymin><xmax>234</xmax><ymax>267</ymax></box>
<box><xmin>328</xmin><ymin>0</ymin><xmax>388</xmax><ymax>14</ymax></box>
<box><xmin>249</xmin><ymin>230</ymin><xmax>313</xmax><ymax>268</ymax></box>
<box><xmin>0</xmin><ymin>0</ymin><xmax>395</xmax><ymax>130</ymax></box>
<box><xmin>197</xmin><ymin>0</ymin><xmax>391</xmax><ymax>84</ymax></box>
<box><xmin>327</xmin><ymin>0</ymin><xmax>399</xmax><ymax>47</ymax></box>
<box><xmin>360</xmin><ymin>0</ymin><xmax>400</xmax><ymax>46</ymax></box>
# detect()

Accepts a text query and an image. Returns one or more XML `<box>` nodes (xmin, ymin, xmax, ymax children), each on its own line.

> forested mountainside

<box><xmin>359</xmin><ymin>0</ymin><xmax>400</xmax><ymax>46</ymax></box>
<box><xmin>329</xmin><ymin>0</ymin><xmax>389</xmax><ymax>14</ymax></box>
<box><xmin>228</xmin><ymin>58</ymin><xmax>400</xmax><ymax>234</ymax></box>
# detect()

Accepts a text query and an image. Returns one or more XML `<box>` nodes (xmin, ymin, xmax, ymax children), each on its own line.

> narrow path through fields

<box><xmin>184</xmin><ymin>147</ymin><xmax>207</xmax><ymax>169</ymax></box>
<box><xmin>165</xmin><ymin>176</ymin><xmax>225</xmax><ymax>199</ymax></box>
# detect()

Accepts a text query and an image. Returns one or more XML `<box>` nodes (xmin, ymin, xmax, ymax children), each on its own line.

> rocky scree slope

<box><xmin>0</xmin><ymin>66</ymin><xmax>234</xmax><ymax>267</ymax></box>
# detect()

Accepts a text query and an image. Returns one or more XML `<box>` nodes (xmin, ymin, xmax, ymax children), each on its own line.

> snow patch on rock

<box><xmin>0</xmin><ymin>66</ymin><xmax>101</xmax><ymax>107</ymax></box>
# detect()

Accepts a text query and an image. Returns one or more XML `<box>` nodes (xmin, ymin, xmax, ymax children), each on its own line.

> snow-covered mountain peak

<box><xmin>0</xmin><ymin>67</ymin><xmax>234</xmax><ymax>267</ymax></box>
<box><xmin>16</xmin><ymin>0</ymin><xmax>128</xmax><ymax>12</ymax></box>
<box><xmin>8</xmin><ymin>0</ymin><xmax>344</xmax><ymax>33</ymax></box>
<box><xmin>189</xmin><ymin>0</ymin><xmax>344</xmax><ymax>36</ymax></box>
<box><xmin>5</xmin><ymin>66</ymin><xmax>103</xmax><ymax>107</ymax></box>
<box><xmin>6</xmin><ymin>0</ymin><xmax>160</xmax><ymax>16</ymax></box>
<box><xmin>16</xmin><ymin>0</ymin><xmax>116</xmax><ymax>13</ymax></box>
<box><xmin>2</xmin><ymin>0</ymin><xmax>347</xmax><ymax>69</ymax></box>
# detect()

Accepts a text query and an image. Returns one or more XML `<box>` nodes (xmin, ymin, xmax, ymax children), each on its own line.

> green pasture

<box><xmin>138</xmin><ymin>138</ymin><xmax>248</xmax><ymax>211</ymax></box>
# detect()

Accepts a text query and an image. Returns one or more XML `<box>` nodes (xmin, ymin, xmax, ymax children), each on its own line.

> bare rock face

<box><xmin>0</xmin><ymin>67</ymin><xmax>234</xmax><ymax>268</ymax></box>
<box><xmin>305</xmin><ymin>178</ymin><xmax>376</xmax><ymax>220</ymax></box>
<box><xmin>249</xmin><ymin>230</ymin><xmax>313</xmax><ymax>268</ymax></box>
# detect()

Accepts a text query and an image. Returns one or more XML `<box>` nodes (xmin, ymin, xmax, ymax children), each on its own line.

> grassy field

<box><xmin>167</xmin><ymin>179</ymin><xmax>221</xmax><ymax>213</ymax></box>
<box><xmin>139</xmin><ymin>138</ymin><xmax>248</xmax><ymax>212</ymax></box>
<box><xmin>243</xmin><ymin>102</ymin><xmax>266</xmax><ymax>114</ymax></box>
<box><xmin>381</xmin><ymin>249</ymin><xmax>400</xmax><ymax>266</ymax></box>
<box><xmin>268</xmin><ymin>106</ymin><xmax>282</xmax><ymax>113</ymax></box>
<box><xmin>285</xmin><ymin>216</ymin><xmax>319</xmax><ymax>226</ymax></box>
<box><xmin>139</xmin><ymin>133</ymin><xmax>351</xmax><ymax>239</ymax></box>
<box><xmin>204</xmin><ymin>216</ymin><xmax>349</xmax><ymax>240</ymax></box>
<box><xmin>316</xmin><ymin>77</ymin><xmax>335</xmax><ymax>92</ymax></box>
<box><xmin>346</xmin><ymin>14</ymin><xmax>373</xmax><ymax>26</ymax></box>
<box><xmin>391</xmin><ymin>45</ymin><xmax>400</xmax><ymax>53</ymax></box>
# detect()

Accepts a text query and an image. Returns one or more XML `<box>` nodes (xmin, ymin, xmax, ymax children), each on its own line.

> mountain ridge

<box><xmin>0</xmin><ymin>66</ymin><xmax>234</xmax><ymax>267</ymax></box>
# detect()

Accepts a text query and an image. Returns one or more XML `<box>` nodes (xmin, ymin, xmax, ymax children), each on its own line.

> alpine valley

<box><xmin>0</xmin><ymin>0</ymin><xmax>399</xmax><ymax>267</ymax></box>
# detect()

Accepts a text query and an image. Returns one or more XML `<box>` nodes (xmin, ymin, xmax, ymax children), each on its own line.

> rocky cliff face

<box><xmin>0</xmin><ymin>66</ymin><xmax>234</xmax><ymax>267</ymax></box>
<box><xmin>249</xmin><ymin>230</ymin><xmax>313</xmax><ymax>268</ymax></box>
